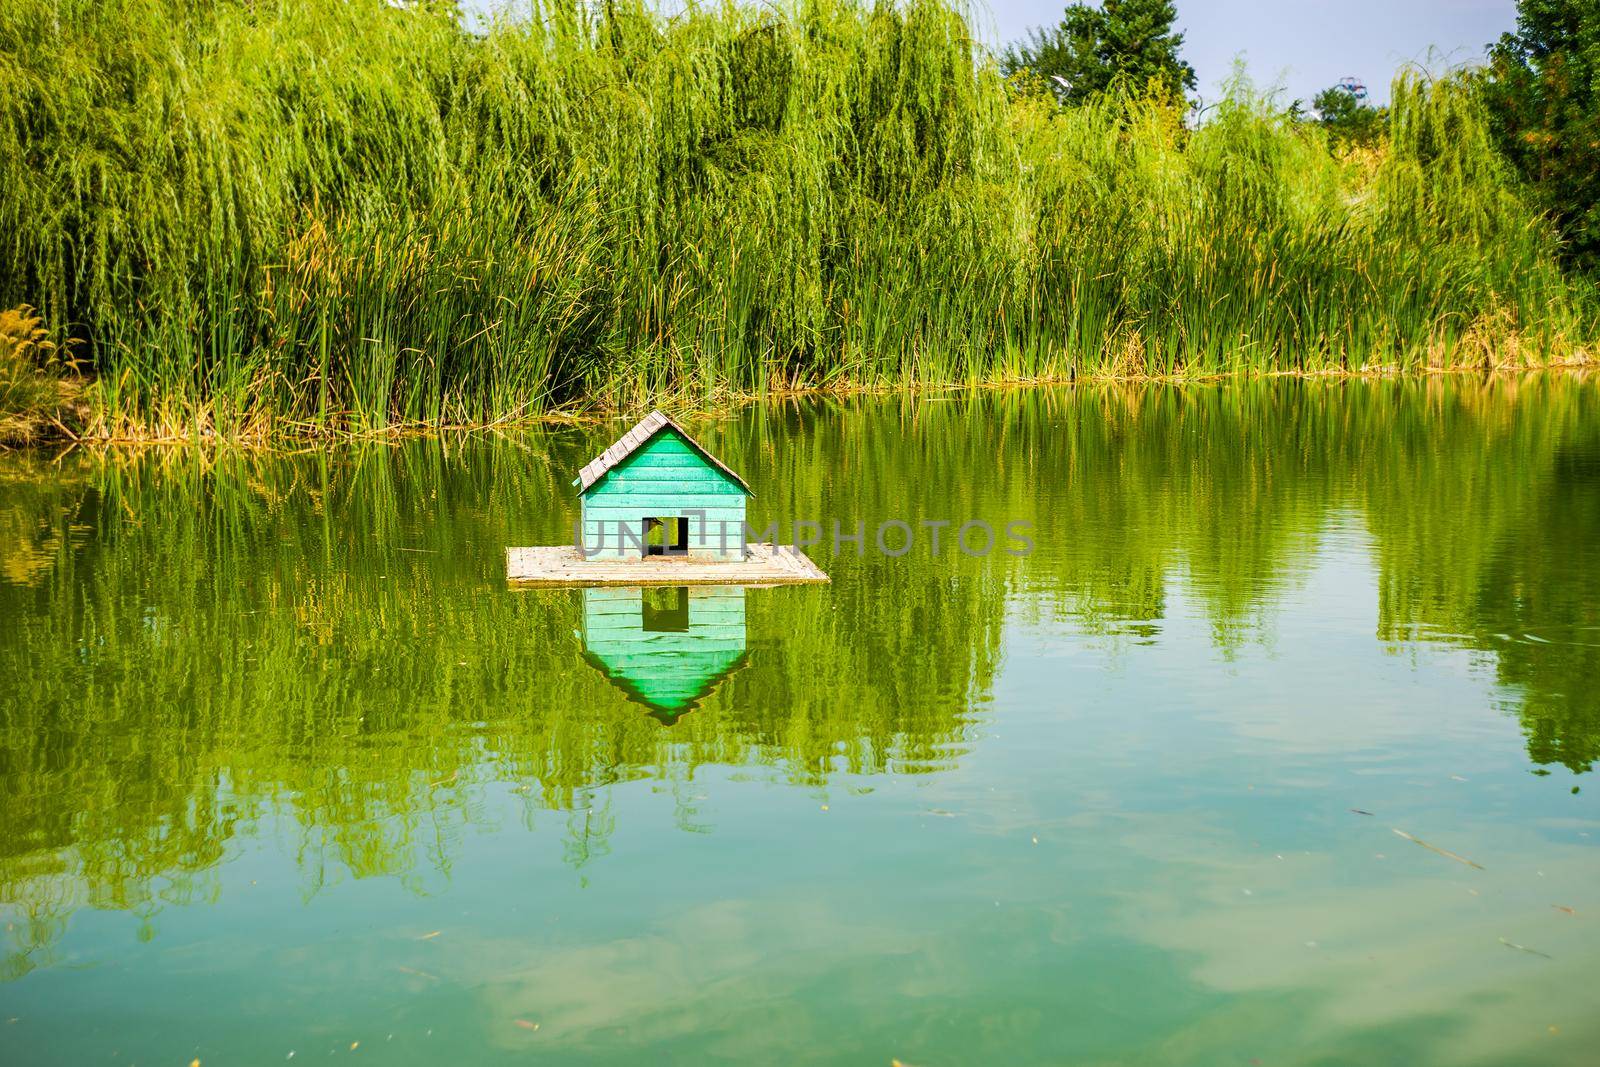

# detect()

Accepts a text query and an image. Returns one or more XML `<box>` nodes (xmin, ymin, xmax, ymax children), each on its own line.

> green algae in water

<box><xmin>0</xmin><ymin>376</ymin><xmax>1598</xmax><ymax>1064</ymax></box>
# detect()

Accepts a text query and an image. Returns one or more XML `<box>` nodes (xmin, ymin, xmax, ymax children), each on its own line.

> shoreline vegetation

<box><xmin>3</xmin><ymin>0</ymin><xmax>1597</xmax><ymax>445</ymax></box>
<box><xmin>5</xmin><ymin>362</ymin><xmax>1598</xmax><ymax>448</ymax></box>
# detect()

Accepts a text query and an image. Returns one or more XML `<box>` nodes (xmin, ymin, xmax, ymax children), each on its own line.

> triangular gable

<box><xmin>572</xmin><ymin>411</ymin><xmax>752</xmax><ymax>497</ymax></box>
<box><xmin>581</xmin><ymin>647</ymin><xmax>750</xmax><ymax>724</ymax></box>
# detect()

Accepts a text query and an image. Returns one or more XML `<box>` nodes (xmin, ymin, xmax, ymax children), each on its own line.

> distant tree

<box><xmin>1480</xmin><ymin>0</ymin><xmax>1600</xmax><ymax>270</ymax></box>
<box><xmin>1001</xmin><ymin>0</ymin><xmax>1197</xmax><ymax>105</ymax></box>
<box><xmin>1312</xmin><ymin>81</ymin><xmax>1386</xmax><ymax>147</ymax></box>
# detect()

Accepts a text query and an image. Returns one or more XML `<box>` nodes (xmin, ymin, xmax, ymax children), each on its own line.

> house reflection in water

<box><xmin>580</xmin><ymin>586</ymin><xmax>748</xmax><ymax>723</ymax></box>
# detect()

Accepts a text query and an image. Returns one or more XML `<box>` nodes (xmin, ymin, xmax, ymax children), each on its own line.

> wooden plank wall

<box><xmin>580</xmin><ymin>432</ymin><xmax>747</xmax><ymax>560</ymax></box>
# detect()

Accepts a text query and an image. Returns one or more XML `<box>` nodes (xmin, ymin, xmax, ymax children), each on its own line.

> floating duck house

<box><xmin>505</xmin><ymin>411</ymin><xmax>827</xmax><ymax>585</ymax></box>
<box><xmin>573</xmin><ymin>411</ymin><xmax>750</xmax><ymax>561</ymax></box>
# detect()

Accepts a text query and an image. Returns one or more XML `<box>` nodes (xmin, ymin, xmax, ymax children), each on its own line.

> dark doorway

<box><xmin>641</xmin><ymin>587</ymin><xmax>690</xmax><ymax>632</ymax></box>
<box><xmin>642</xmin><ymin>516</ymin><xmax>689</xmax><ymax>557</ymax></box>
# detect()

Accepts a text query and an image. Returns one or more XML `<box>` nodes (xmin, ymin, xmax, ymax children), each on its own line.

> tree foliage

<box><xmin>1312</xmin><ymin>83</ymin><xmax>1386</xmax><ymax>147</ymax></box>
<box><xmin>1481</xmin><ymin>0</ymin><xmax>1600</xmax><ymax>270</ymax></box>
<box><xmin>1001</xmin><ymin>0</ymin><xmax>1196</xmax><ymax>104</ymax></box>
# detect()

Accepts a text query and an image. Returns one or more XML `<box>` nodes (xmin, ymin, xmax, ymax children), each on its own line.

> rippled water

<box><xmin>2</xmin><ymin>377</ymin><xmax>1597</xmax><ymax>1065</ymax></box>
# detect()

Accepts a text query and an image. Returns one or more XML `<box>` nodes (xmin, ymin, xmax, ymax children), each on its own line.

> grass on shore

<box><xmin>1</xmin><ymin>0</ymin><xmax>1596</xmax><ymax>441</ymax></box>
<box><xmin>0</xmin><ymin>306</ymin><xmax>82</xmax><ymax>445</ymax></box>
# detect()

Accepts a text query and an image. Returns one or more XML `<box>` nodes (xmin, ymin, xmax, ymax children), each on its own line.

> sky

<box><xmin>973</xmin><ymin>0</ymin><xmax>1520</xmax><ymax>105</ymax></box>
<box><xmin>463</xmin><ymin>1</ymin><xmax>1521</xmax><ymax>106</ymax></box>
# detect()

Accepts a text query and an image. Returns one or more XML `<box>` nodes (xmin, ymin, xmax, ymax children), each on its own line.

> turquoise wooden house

<box><xmin>580</xmin><ymin>586</ymin><xmax>747</xmax><ymax>723</ymax></box>
<box><xmin>574</xmin><ymin>411</ymin><xmax>750</xmax><ymax>561</ymax></box>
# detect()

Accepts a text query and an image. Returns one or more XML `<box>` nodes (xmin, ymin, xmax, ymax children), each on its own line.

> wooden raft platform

<box><xmin>506</xmin><ymin>542</ymin><xmax>829</xmax><ymax>586</ymax></box>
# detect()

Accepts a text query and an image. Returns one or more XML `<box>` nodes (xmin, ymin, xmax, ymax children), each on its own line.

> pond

<box><xmin>1</xmin><ymin>376</ymin><xmax>1597</xmax><ymax>1065</ymax></box>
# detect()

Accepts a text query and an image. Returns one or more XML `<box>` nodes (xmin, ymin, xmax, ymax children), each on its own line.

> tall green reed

<box><xmin>0</xmin><ymin>0</ymin><xmax>1593</xmax><ymax>437</ymax></box>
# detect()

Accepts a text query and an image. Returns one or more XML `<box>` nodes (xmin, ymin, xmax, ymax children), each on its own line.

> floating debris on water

<box><xmin>514</xmin><ymin>1019</ymin><xmax>540</xmax><ymax>1031</ymax></box>
<box><xmin>1552</xmin><ymin>905</ymin><xmax>1577</xmax><ymax>916</ymax></box>
<box><xmin>1350</xmin><ymin>809</ymin><xmax>1374</xmax><ymax>816</ymax></box>
<box><xmin>1391</xmin><ymin>828</ymin><xmax>1484</xmax><ymax>870</ymax></box>
<box><xmin>1499</xmin><ymin>937</ymin><xmax>1552</xmax><ymax>959</ymax></box>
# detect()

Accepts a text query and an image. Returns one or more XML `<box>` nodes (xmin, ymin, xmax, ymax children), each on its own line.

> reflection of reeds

<box><xmin>0</xmin><ymin>1</ymin><xmax>1593</xmax><ymax>439</ymax></box>
<box><xmin>0</xmin><ymin>417</ymin><xmax>1005</xmax><ymax>953</ymax></box>
<box><xmin>2</xmin><ymin>375</ymin><xmax>1599</xmax><ymax>961</ymax></box>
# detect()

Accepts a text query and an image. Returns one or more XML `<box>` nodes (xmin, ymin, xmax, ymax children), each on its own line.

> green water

<box><xmin>2</xmin><ymin>378</ymin><xmax>1598</xmax><ymax>1065</ymax></box>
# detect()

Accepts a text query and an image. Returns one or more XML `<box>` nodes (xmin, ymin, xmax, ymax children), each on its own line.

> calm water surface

<box><xmin>2</xmin><ymin>378</ymin><xmax>1598</xmax><ymax>1065</ymax></box>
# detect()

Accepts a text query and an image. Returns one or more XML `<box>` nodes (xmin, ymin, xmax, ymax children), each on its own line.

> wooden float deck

<box><xmin>507</xmin><ymin>542</ymin><xmax>829</xmax><ymax>586</ymax></box>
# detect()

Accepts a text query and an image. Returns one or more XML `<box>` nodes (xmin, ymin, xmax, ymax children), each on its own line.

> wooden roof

<box><xmin>573</xmin><ymin>411</ymin><xmax>752</xmax><ymax>496</ymax></box>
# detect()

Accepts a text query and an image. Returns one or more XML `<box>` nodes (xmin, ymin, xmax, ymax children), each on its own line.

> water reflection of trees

<box><xmin>0</xmin><ymin>439</ymin><xmax>1005</xmax><ymax>974</ymax></box>
<box><xmin>1354</xmin><ymin>377</ymin><xmax>1600</xmax><ymax>775</ymax></box>
<box><xmin>2</xmin><ymin>374</ymin><xmax>1597</xmax><ymax>973</ymax></box>
<box><xmin>735</xmin><ymin>376</ymin><xmax>1597</xmax><ymax>768</ymax></box>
